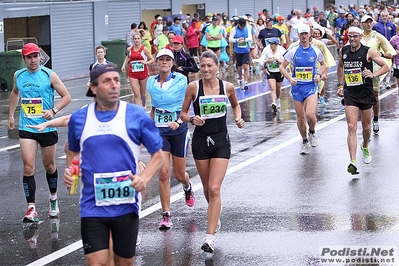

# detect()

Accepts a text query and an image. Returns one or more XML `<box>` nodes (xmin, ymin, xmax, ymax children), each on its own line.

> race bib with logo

<box><xmin>199</xmin><ymin>95</ymin><xmax>227</xmax><ymax>119</ymax></box>
<box><xmin>154</xmin><ymin>108</ymin><xmax>177</xmax><ymax>127</ymax></box>
<box><xmin>94</xmin><ymin>170</ymin><xmax>135</xmax><ymax>206</ymax></box>
<box><xmin>21</xmin><ymin>98</ymin><xmax>43</xmax><ymax>118</ymax></box>
<box><xmin>295</xmin><ymin>67</ymin><xmax>314</xmax><ymax>82</ymax></box>
<box><xmin>344</xmin><ymin>68</ymin><xmax>363</xmax><ymax>86</ymax></box>
<box><xmin>131</xmin><ymin>61</ymin><xmax>144</xmax><ymax>72</ymax></box>
<box><xmin>238</xmin><ymin>41</ymin><xmax>248</xmax><ymax>48</ymax></box>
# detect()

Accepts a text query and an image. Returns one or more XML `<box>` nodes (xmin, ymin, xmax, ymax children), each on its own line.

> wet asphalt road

<box><xmin>1</xmin><ymin>67</ymin><xmax>399</xmax><ymax>266</ymax></box>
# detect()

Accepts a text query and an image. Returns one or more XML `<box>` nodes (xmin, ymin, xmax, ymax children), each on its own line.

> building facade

<box><xmin>0</xmin><ymin>0</ymin><xmax>330</xmax><ymax>79</ymax></box>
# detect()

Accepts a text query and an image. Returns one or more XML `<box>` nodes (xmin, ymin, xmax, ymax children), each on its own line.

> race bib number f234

<box><xmin>199</xmin><ymin>95</ymin><xmax>227</xmax><ymax>119</ymax></box>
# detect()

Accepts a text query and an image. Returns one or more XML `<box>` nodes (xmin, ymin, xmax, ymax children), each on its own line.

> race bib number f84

<box><xmin>295</xmin><ymin>67</ymin><xmax>313</xmax><ymax>82</ymax></box>
<box><xmin>154</xmin><ymin>108</ymin><xmax>177</xmax><ymax>127</ymax></box>
<box><xmin>344</xmin><ymin>68</ymin><xmax>363</xmax><ymax>86</ymax></box>
<box><xmin>21</xmin><ymin>98</ymin><xmax>43</xmax><ymax>118</ymax></box>
<box><xmin>199</xmin><ymin>95</ymin><xmax>227</xmax><ymax>119</ymax></box>
<box><xmin>131</xmin><ymin>61</ymin><xmax>144</xmax><ymax>72</ymax></box>
<box><xmin>94</xmin><ymin>170</ymin><xmax>135</xmax><ymax>206</ymax></box>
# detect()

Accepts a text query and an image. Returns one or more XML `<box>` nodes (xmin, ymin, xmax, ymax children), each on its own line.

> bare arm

<box><xmin>143</xmin><ymin>47</ymin><xmax>154</xmax><ymax>65</ymax></box>
<box><xmin>336</xmin><ymin>49</ymin><xmax>344</xmax><ymax>97</ymax></box>
<box><xmin>7</xmin><ymin>73</ymin><xmax>20</xmax><ymax>130</ymax></box>
<box><xmin>121</xmin><ymin>48</ymin><xmax>131</xmax><ymax>73</ymax></box>
<box><xmin>27</xmin><ymin>114</ymin><xmax>71</xmax><ymax>132</ymax></box>
<box><xmin>368</xmin><ymin>48</ymin><xmax>389</xmax><ymax>77</ymax></box>
<box><xmin>50</xmin><ymin>71</ymin><xmax>71</xmax><ymax>117</ymax></box>
<box><xmin>130</xmin><ymin>149</ymin><xmax>164</xmax><ymax>192</ymax></box>
<box><xmin>226</xmin><ymin>82</ymin><xmax>245</xmax><ymax>128</ymax></box>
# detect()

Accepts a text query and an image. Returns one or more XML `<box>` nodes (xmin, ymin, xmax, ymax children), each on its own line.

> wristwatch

<box><xmin>189</xmin><ymin>116</ymin><xmax>194</xmax><ymax>125</ymax></box>
<box><xmin>52</xmin><ymin>107</ymin><xmax>59</xmax><ymax>114</ymax></box>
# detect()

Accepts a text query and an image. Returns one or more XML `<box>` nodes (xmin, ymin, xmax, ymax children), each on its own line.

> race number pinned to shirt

<box><xmin>295</xmin><ymin>67</ymin><xmax>313</xmax><ymax>82</ymax></box>
<box><xmin>344</xmin><ymin>68</ymin><xmax>363</xmax><ymax>86</ymax></box>
<box><xmin>199</xmin><ymin>95</ymin><xmax>227</xmax><ymax>119</ymax></box>
<box><xmin>131</xmin><ymin>61</ymin><xmax>144</xmax><ymax>72</ymax></box>
<box><xmin>21</xmin><ymin>98</ymin><xmax>43</xmax><ymax>118</ymax></box>
<box><xmin>94</xmin><ymin>170</ymin><xmax>136</xmax><ymax>206</ymax></box>
<box><xmin>154</xmin><ymin>108</ymin><xmax>177</xmax><ymax>127</ymax></box>
<box><xmin>238</xmin><ymin>41</ymin><xmax>248</xmax><ymax>48</ymax></box>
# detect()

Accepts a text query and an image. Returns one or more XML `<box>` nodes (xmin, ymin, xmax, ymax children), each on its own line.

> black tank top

<box><xmin>193</xmin><ymin>79</ymin><xmax>228</xmax><ymax>135</ymax></box>
<box><xmin>342</xmin><ymin>44</ymin><xmax>373</xmax><ymax>99</ymax></box>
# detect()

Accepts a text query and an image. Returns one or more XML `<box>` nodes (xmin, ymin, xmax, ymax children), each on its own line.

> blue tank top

<box><xmin>16</xmin><ymin>66</ymin><xmax>56</xmax><ymax>132</ymax></box>
<box><xmin>147</xmin><ymin>72</ymin><xmax>188</xmax><ymax>136</ymax></box>
<box><xmin>68</xmin><ymin>101</ymin><xmax>163</xmax><ymax>218</ymax></box>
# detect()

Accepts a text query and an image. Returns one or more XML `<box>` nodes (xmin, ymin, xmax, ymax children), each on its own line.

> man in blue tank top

<box><xmin>7</xmin><ymin>43</ymin><xmax>71</xmax><ymax>223</ymax></box>
<box><xmin>65</xmin><ymin>64</ymin><xmax>164</xmax><ymax>265</ymax></box>
<box><xmin>280</xmin><ymin>23</ymin><xmax>326</xmax><ymax>155</ymax></box>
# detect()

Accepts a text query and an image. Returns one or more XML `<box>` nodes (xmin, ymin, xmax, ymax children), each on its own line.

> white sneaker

<box><xmin>276</xmin><ymin>98</ymin><xmax>281</xmax><ymax>108</ymax></box>
<box><xmin>308</xmin><ymin>131</ymin><xmax>318</xmax><ymax>147</ymax></box>
<box><xmin>201</xmin><ymin>234</ymin><xmax>216</xmax><ymax>253</ymax></box>
<box><xmin>300</xmin><ymin>141</ymin><xmax>311</xmax><ymax>155</ymax></box>
<box><xmin>361</xmin><ymin>144</ymin><xmax>372</xmax><ymax>164</ymax></box>
<box><xmin>48</xmin><ymin>198</ymin><xmax>59</xmax><ymax>218</ymax></box>
<box><xmin>238</xmin><ymin>79</ymin><xmax>244</xmax><ymax>89</ymax></box>
<box><xmin>373</xmin><ymin>121</ymin><xmax>379</xmax><ymax>135</ymax></box>
<box><xmin>271</xmin><ymin>102</ymin><xmax>277</xmax><ymax>111</ymax></box>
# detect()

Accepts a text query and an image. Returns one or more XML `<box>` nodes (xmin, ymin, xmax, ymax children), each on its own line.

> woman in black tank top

<box><xmin>180</xmin><ymin>51</ymin><xmax>245</xmax><ymax>253</ymax></box>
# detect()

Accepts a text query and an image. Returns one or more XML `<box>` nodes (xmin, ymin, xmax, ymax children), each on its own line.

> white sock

<box><xmin>50</xmin><ymin>194</ymin><xmax>57</xmax><ymax>201</ymax></box>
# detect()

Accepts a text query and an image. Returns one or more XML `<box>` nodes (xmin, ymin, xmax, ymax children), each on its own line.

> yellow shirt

<box><xmin>273</xmin><ymin>23</ymin><xmax>289</xmax><ymax>44</ymax></box>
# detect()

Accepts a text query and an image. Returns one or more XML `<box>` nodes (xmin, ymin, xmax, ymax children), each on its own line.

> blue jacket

<box><xmin>373</xmin><ymin>20</ymin><xmax>396</xmax><ymax>40</ymax></box>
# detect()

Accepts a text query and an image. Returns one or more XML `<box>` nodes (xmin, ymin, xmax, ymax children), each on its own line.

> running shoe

<box><xmin>318</xmin><ymin>96</ymin><xmax>326</xmax><ymax>106</ymax></box>
<box><xmin>276</xmin><ymin>98</ymin><xmax>281</xmax><ymax>108</ymax></box>
<box><xmin>308</xmin><ymin>131</ymin><xmax>318</xmax><ymax>147</ymax></box>
<box><xmin>23</xmin><ymin>223</ymin><xmax>40</xmax><ymax>249</ymax></box>
<box><xmin>50</xmin><ymin>218</ymin><xmax>60</xmax><ymax>240</ymax></box>
<box><xmin>386</xmin><ymin>81</ymin><xmax>391</xmax><ymax>90</ymax></box>
<box><xmin>159</xmin><ymin>212</ymin><xmax>172</xmax><ymax>229</ymax></box>
<box><xmin>243</xmin><ymin>82</ymin><xmax>249</xmax><ymax>91</ymax></box>
<box><xmin>238</xmin><ymin>79</ymin><xmax>244</xmax><ymax>89</ymax></box>
<box><xmin>48</xmin><ymin>198</ymin><xmax>59</xmax><ymax>218</ymax></box>
<box><xmin>23</xmin><ymin>206</ymin><xmax>39</xmax><ymax>223</ymax></box>
<box><xmin>361</xmin><ymin>144</ymin><xmax>372</xmax><ymax>164</ymax></box>
<box><xmin>271</xmin><ymin>102</ymin><xmax>277</xmax><ymax>112</ymax></box>
<box><xmin>262</xmin><ymin>74</ymin><xmax>267</xmax><ymax>86</ymax></box>
<box><xmin>201</xmin><ymin>234</ymin><xmax>216</xmax><ymax>253</ymax></box>
<box><xmin>300</xmin><ymin>141</ymin><xmax>311</xmax><ymax>155</ymax></box>
<box><xmin>347</xmin><ymin>162</ymin><xmax>359</xmax><ymax>175</ymax></box>
<box><xmin>184</xmin><ymin>186</ymin><xmax>195</xmax><ymax>207</ymax></box>
<box><xmin>373</xmin><ymin>121</ymin><xmax>379</xmax><ymax>135</ymax></box>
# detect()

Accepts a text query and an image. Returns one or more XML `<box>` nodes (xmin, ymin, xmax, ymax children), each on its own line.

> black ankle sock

<box><xmin>303</xmin><ymin>139</ymin><xmax>308</xmax><ymax>144</ymax></box>
<box><xmin>373</xmin><ymin>116</ymin><xmax>378</xmax><ymax>122</ymax></box>
<box><xmin>309</xmin><ymin>129</ymin><xmax>315</xmax><ymax>134</ymax></box>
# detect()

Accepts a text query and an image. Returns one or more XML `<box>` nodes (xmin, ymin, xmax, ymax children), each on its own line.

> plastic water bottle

<box><xmin>68</xmin><ymin>156</ymin><xmax>80</xmax><ymax>195</ymax></box>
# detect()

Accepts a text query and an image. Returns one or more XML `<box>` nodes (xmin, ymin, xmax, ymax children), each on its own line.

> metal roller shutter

<box><xmin>50</xmin><ymin>3</ymin><xmax>94</xmax><ymax>79</ymax></box>
<box><xmin>229</xmin><ymin>0</ymin><xmax>255</xmax><ymax>17</ymax></box>
<box><xmin>141</xmin><ymin>0</ymin><xmax>171</xmax><ymax>10</ymax></box>
<box><xmin>205</xmin><ymin>0</ymin><xmax>228</xmax><ymax>15</ymax></box>
<box><xmin>107</xmin><ymin>2</ymin><xmax>141</xmax><ymax>40</ymax></box>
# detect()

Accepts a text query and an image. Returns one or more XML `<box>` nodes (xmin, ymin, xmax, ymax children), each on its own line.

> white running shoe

<box><xmin>308</xmin><ymin>132</ymin><xmax>318</xmax><ymax>147</ymax></box>
<box><xmin>361</xmin><ymin>144</ymin><xmax>372</xmax><ymax>164</ymax></box>
<box><xmin>300</xmin><ymin>142</ymin><xmax>311</xmax><ymax>155</ymax></box>
<box><xmin>201</xmin><ymin>234</ymin><xmax>216</xmax><ymax>253</ymax></box>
